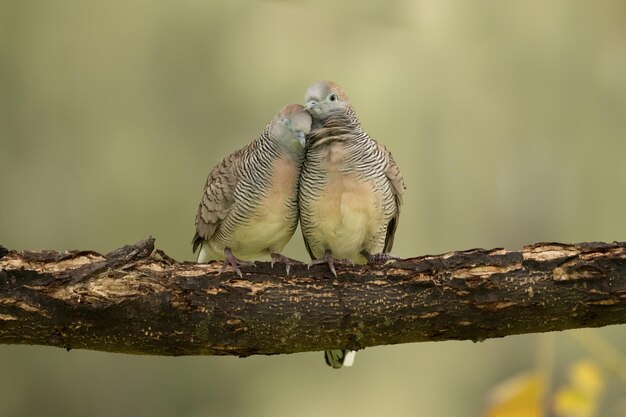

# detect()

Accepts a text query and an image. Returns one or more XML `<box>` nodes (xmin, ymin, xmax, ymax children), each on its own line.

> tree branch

<box><xmin>0</xmin><ymin>238</ymin><xmax>624</xmax><ymax>357</ymax></box>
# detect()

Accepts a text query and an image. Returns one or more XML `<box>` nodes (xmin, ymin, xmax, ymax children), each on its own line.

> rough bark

<box><xmin>0</xmin><ymin>238</ymin><xmax>624</xmax><ymax>357</ymax></box>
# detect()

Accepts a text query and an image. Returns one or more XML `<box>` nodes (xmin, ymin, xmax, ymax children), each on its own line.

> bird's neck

<box><xmin>307</xmin><ymin>109</ymin><xmax>363</xmax><ymax>148</ymax></box>
<box><xmin>272</xmin><ymin>135</ymin><xmax>305</xmax><ymax>164</ymax></box>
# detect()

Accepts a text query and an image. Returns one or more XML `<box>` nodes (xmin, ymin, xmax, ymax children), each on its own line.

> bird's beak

<box><xmin>294</xmin><ymin>131</ymin><xmax>306</xmax><ymax>147</ymax></box>
<box><xmin>305</xmin><ymin>100</ymin><xmax>318</xmax><ymax>111</ymax></box>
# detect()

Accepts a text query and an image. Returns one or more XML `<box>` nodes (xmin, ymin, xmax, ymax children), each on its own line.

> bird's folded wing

<box><xmin>381</xmin><ymin>143</ymin><xmax>406</xmax><ymax>207</ymax></box>
<box><xmin>193</xmin><ymin>149</ymin><xmax>243</xmax><ymax>252</ymax></box>
<box><xmin>379</xmin><ymin>142</ymin><xmax>406</xmax><ymax>253</ymax></box>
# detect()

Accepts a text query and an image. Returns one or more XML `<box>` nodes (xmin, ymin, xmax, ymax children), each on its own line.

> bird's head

<box><xmin>304</xmin><ymin>81</ymin><xmax>350</xmax><ymax>122</ymax></box>
<box><xmin>270</xmin><ymin>104</ymin><xmax>312</xmax><ymax>150</ymax></box>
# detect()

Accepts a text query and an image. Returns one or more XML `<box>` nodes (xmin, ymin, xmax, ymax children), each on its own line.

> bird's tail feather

<box><xmin>324</xmin><ymin>349</ymin><xmax>356</xmax><ymax>369</ymax></box>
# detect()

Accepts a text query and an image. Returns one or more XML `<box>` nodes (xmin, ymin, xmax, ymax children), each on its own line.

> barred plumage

<box><xmin>193</xmin><ymin>104</ymin><xmax>311</xmax><ymax>277</ymax></box>
<box><xmin>300</xmin><ymin>82</ymin><xmax>405</xmax><ymax>264</ymax></box>
<box><xmin>299</xmin><ymin>80</ymin><xmax>406</xmax><ymax>368</ymax></box>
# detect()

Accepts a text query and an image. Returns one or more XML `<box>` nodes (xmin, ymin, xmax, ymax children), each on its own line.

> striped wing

<box><xmin>192</xmin><ymin>149</ymin><xmax>243</xmax><ymax>253</ymax></box>
<box><xmin>379</xmin><ymin>142</ymin><xmax>406</xmax><ymax>253</ymax></box>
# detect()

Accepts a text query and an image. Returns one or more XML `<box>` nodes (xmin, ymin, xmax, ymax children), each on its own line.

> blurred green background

<box><xmin>1</xmin><ymin>1</ymin><xmax>625</xmax><ymax>416</ymax></box>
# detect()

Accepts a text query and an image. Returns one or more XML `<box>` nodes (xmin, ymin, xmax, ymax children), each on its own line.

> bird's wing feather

<box><xmin>379</xmin><ymin>142</ymin><xmax>406</xmax><ymax>253</ymax></box>
<box><xmin>192</xmin><ymin>148</ymin><xmax>245</xmax><ymax>253</ymax></box>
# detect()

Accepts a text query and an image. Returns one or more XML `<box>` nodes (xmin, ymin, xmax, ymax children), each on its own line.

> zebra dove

<box><xmin>299</xmin><ymin>80</ymin><xmax>406</xmax><ymax>368</ymax></box>
<box><xmin>193</xmin><ymin>104</ymin><xmax>311</xmax><ymax>277</ymax></box>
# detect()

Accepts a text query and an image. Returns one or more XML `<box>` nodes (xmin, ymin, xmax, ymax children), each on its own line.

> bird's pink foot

<box><xmin>221</xmin><ymin>248</ymin><xmax>255</xmax><ymax>278</ymax></box>
<box><xmin>361</xmin><ymin>250</ymin><xmax>401</xmax><ymax>264</ymax></box>
<box><xmin>270</xmin><ymin>253</ymin><xmax>304</xmax><ymax>276</ymax></box>
<box><xmin>308</xmin><ymin>249</ymin><xmax>354</xmax><ymax>278</ymax></box>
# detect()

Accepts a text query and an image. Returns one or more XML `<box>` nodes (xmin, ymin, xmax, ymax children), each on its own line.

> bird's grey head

<box><xmin>304</xmin><ymin>80</ymin><xmax>351</xmax><ymax>122</ymax></box>
<box><xmin>269</xmin><ymin>104</ymin><xmax>312</xmax><ymax>151</ymax></box>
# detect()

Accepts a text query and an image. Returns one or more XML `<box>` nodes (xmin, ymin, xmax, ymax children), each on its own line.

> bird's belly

<box><xmin>201</xmin><ymin>211</ymin><xmax>294</xmax><ymax>261</ymax></box>
<box><xmin>313</xmin><ymin>173</ymin><xmax>382</xmax><ymax>260</ymax></box>
<box><xmin>230</xmin><ymin>207</ymin><xmax>295</xmax><ymax>259</ymax></box>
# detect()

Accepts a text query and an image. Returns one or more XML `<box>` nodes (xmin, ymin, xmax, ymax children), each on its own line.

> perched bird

<box><xmin>193</xmin><ymin>104</ymin><xmax>311</xmax><ymax>277</ymax></box>
<box><xmin>299</xmin><ymin>81</ymin><xmax>406</xmax><ymax>368</ymax></box>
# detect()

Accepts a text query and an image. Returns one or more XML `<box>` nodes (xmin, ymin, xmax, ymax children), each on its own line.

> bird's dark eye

<box><xmin>329</xmin><ymin>94</ymin><xmax>337</xmax><ymax>102</ymax></box>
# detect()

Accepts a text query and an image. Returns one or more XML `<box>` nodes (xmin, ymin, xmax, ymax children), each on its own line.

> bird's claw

<box><xmin>308</xmin><ymin>250</ymin><xmax>353</xmax><ymax>278</ymax></box>
<box><xmin>270</xmin><ymin>253</ymin><xmax>304</xmax><ymax>276</ymax></box>
<box><xmin>220</xmin><ymin>249</ymin><xmax>255</xmax><ymax>278</ymax></box>
<box><xmin>361</xmin><ymin>251</ymin><xmax>400</xmax><ymax>265</ymax></box>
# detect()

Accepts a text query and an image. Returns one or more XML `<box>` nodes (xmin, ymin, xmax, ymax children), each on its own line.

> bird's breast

<box><xmin>230</xmin><ymin>157</ymin><xmax>300</xmax><ymax>257</ymax></box>
<box><xmin>307</xmin><ymin>144</ymin><xmax>384</xmax><ymax>259</ymax></box>
<box><xmin>259</xmin><ymin>156</ymin><xmax>300</xmax><ymax>211</ymax></box>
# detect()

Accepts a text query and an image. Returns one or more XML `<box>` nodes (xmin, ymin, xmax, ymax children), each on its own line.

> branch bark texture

<box><xmin>0</xmin><ymin>238</ymin><xmax>624</xmax><ymax>357</ymax></box>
